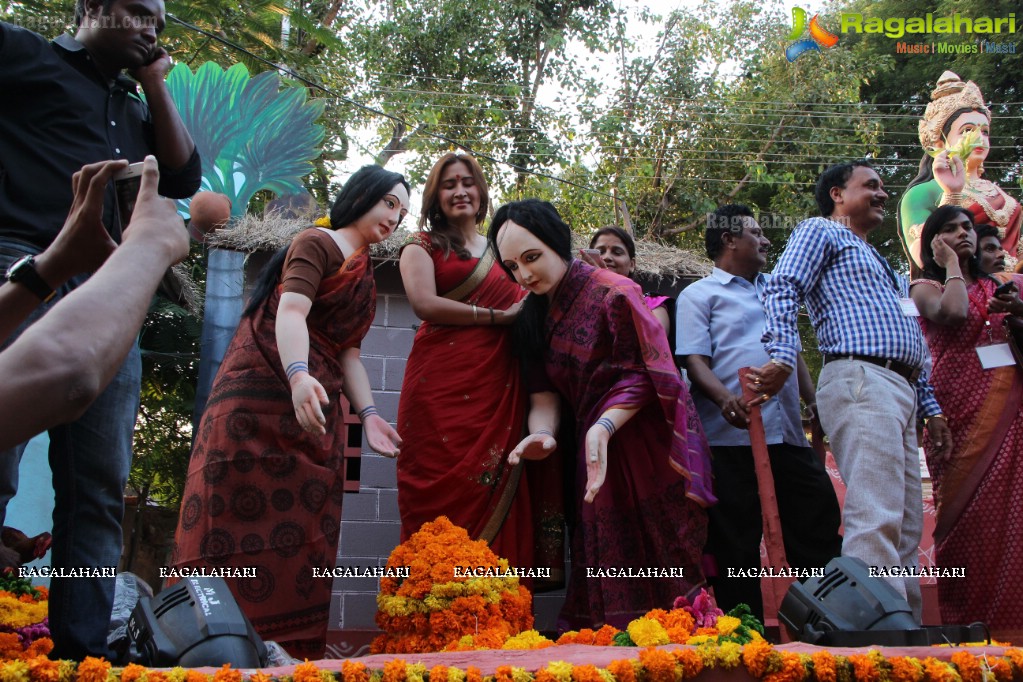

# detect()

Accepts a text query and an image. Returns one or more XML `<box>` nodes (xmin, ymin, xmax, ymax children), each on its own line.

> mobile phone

<box><xmin>114</xmin><ymin>162</ymin><xmax>145</xmax><ymax>231</ymax></box>
<box><xmin>580</xmin><ymin>248</ymin><xmax>601</xmax><ymax>259</ymax></box>
<box><xmin>993</xmin><ymin>281</ymin><xmax>1017</xmax><ymax>297</ymax></box>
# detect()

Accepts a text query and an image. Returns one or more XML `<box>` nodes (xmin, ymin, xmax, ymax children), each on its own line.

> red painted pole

<box><xmin>739</xmin><ymin>367</ymin><xmax>796</xmax><ymax>640</ymax></box>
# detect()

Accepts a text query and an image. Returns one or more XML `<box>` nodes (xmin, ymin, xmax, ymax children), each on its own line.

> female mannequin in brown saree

<box><xmin>172</xmin><ymin>166</ymin><xmax>408</xmax><ymax>658</ymax></box>
<box><xmin>396</xmin><ymin>154</ymin><xmax>560</xmax><ymax>585</ymax></box>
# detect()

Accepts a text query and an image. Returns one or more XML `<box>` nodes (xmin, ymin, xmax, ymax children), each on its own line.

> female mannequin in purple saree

<box><xmin>489</xmin><ymin>199</ymin><xmax>714</xmax><ymax>630</ymax></box>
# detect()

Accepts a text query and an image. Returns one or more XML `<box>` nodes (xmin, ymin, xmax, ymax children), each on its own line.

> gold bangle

<box><xmin>944</xmin><ymin>275</ymin><xmax>966</xmax><ymax>285</ymax></box>
<box><xmin>923</xmin><ymin>413</ymin><xmax>946</xmax><ymax>425</ymax></box>
<box><xmin>939</xmin><ymin>192</ymin><xmax>964</xmax><ymax>207</ymax></box>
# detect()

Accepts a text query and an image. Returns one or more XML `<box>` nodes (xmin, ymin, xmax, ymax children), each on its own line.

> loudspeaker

<box><xmin>128</xmin><ymin>576</ymin><xmax>268</xmax><ymax>668</ymax></box>
<box><xmin>778</xmin><ymin>556</ymin><xmax>989</xmax><ymax>646</ymax></box>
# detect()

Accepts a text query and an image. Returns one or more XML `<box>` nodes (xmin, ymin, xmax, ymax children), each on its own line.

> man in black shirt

<box><xmin>0</xmin><ymin>0</ymin><xmax>200</xmax><ymax>659</ymax></box>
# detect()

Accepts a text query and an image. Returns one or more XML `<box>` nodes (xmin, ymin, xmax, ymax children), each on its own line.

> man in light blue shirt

<box><xmin>677</xmin><ymin>204</ymin><xmax>841</xmax><ymax>623</ymax></box>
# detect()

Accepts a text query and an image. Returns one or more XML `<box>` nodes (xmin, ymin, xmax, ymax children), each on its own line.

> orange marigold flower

<box><xmin>605</xmin><ymin>660</ymin><xmax>637</xmax><ymax>682</ymax></box>
<box><xmin>76</xmin><ymin>657</ymin><xmax>112</xmax><ymax>682</ymax></box>
<box><xmin>294</xmin><ymin>661</ymin><xmax>324</xmax><ymax>682</ymax></box>
<box><xmin>988</xmin><ymin>658</ymin><xmax>1013</xmax><ymax>682</ymax></box>
<box><xmin>342</xmin><ymin>660</ymin><xmax>370</xmax><ymax>682</ymax></box>
<box><xmin>465</xmin><ymin>666</ymin><xmax>483</xmax><ymax>682</ymax></box>
<box><xmin>810</xmin><ymin>651</ymin><xmax>837</xmax><ymax>682</ymax></box>
<box><xmin>121</xmin><ymin>663</ymin><xmax>148</xmax><ymax>682</ymax></box>
<box><xmin>212</xmin><ymin>663</ymin><xmax>242</xmax><ymax>682</ymax></box>
<box><xmin>535</xmin><ymin>672</ymin><xmax>558</xmax><ymax>682</ymax></box>
<box><xmin>1004</xmin><ymin>649</ymin><xmax>1023</xmax><ymax>673</ymax></box>
<box><xmin>951</xmin><ymin>652</ymin><xmax>983</xmax><ymax>682</ymax></box>
<box><xmin>888</xmin><ymin>657</ymin><xmax>923</xmax><ymax>682</ymax></box>
<box><xmin>249</xmin><ymin>673</ymin><xmax>274</xmax><ymax>682</ymax></box>
<box><xmin>742</xmin><ymin>639</ymin><xmax>776</xmax><ymax>678</ymax></box>
<box><xmin>185</xmin><ymin>670</ymin><xmax>211</xmax><ymax>682</ymax></box>
<box><xmin>921</xmin><ymin>657</ymin><xmax>958</xmax><ymax>682</ymax></box>
<box><xmin>763</xmin><ymin>651</ymin><xmax>807</xmax><ymax>682</ymax></box>
<box><xmin>383</xmin><ymin>659</ymin><xmax>409</xmax><ymax>682</ymax></box>
<box><xmin>0</xmin><ymin>632</ymin><xmax>23</xmax><ymax>659</ymax></box>
<box><xmin>26</xmin><ymin>655</ymin><xmax>61</xmax><ymax>682</ymax></box>
<box><xmin>638</xmin><ymin>647</ymin><xmax>677</xmax><ymax>682</ymax></box>
<box><xmin>570</xmin><ymin>665</ymin><xmax>603</xmax><ymax>682</ymax></box>
<box><xmin>429</xmin><ymin>665</ymin><xmax>450</xmax><ymax>682</ymax></box>
<box><xmin>148</xmin><ymin>673</ymin><xmax>169</xmax><ymax>682</ymax></box>
<box><xmin>846</xmin><ymin>654</ymin><xmax>880</xmax><ymax>682</ymax></box>
<box><xmin>673</xmin><ymin>649</ymin><xmax>704</xmax><ymax>679</ymax></box>
<box><xmin>496</xmin><ymin>666</ymin><xmax>515</xmax><ymax>682</ymax></box>
<box><xmin>25</xmin><ymin>638</ymin><xmax>54</xmax><ymax>659</ymax></box>
<box><xmin>593</xmin><ymin>626</ymin><xmax>620</xmax><ymax>647</ymax></box>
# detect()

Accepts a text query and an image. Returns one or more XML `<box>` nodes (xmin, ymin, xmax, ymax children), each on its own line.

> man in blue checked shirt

<box><xmin>747</xmin><ymin>160</ymin><xmax>952</xmax><ymax>622</ymax></box>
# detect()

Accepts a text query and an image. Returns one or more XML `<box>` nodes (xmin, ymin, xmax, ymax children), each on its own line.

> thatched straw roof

<box><xmin>205</xmin><ymin>210</ymin><xmax>711</xmax><ymax>283</ymax></box>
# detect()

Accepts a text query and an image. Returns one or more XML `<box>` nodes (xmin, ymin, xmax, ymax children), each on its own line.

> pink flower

<box><xmin>673</xmin><ymin>589</ymin><xmax>723</xmax><ymax>628</ymax></box>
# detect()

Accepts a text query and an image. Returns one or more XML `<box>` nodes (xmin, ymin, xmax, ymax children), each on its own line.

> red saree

<box><xmin>396</xmin><ymin>235</ymin><xmax>548</xmax><ymax>576</ymax></box>
<box><xmin>542</xmin><ymin>260</ymin><xmax>713</xmax><ymax>630</ymax></box>
<box><xmin>171</xmin><ymin>243</ymin><xmax>376</xmax><ymax>658</ymax></box>
<box><xmin>914</xmin><ymin>274</ymin><xmax>1023</xmax><ymax>640</ymax></box>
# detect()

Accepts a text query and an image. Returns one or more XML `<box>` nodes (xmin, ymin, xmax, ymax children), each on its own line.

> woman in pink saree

<box><xmin>488</xmin><ymin>199</ymin><xmax>713</xmax><ymax>630</ymax></box>
<box><xmin>909</xmin><ymin>204</ymin><xmax>1023</xmax><ymax>641</ymax></box>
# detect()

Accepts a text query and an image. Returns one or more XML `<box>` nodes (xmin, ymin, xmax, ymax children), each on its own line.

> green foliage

<box><xmin>164</xmin><ymin>62</ymin><xmax>325</xmax><ymax>216</ymax></box>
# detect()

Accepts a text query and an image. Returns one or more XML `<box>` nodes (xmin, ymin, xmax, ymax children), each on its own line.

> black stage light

<box><xmin>128</xmin><ymin>576</ymin><xmax>268</xmax><ymax>668</ymax></box>
<box><xmin>779</xmin><ymin>556</ymin><xmax>988</xmax><ymax>646</ymax></box>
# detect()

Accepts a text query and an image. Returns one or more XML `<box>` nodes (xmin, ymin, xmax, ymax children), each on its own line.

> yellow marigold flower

<box><xmin>314</xmin><ymin>217</ymin><xmax>331</xmax><ymax>228</ymax></box>
<box><xmin>502</xmin><ymin>630</ymin><xmax>554</xmax><ymax>650</ymax></box>
<box><xmin>715</xmin><ymin>642</ymin><xmax>743</xmax><ymax>670</ymax></box>
<box><xmin>0</xmin><ymin>660</ymin><xmax>30</xmax><ymax>682</ymax></box>
<box><xmin>713</xmin><ymin>616</ymin><xmax>741</xmax><ymax>636</ymax></box>
<box><xmin>544</xmin><ymin>661</ymin><xmax>573</xmax><ymax>682</ymax></box>
<box><xmin>405</xmin><ymin>663</ymin><xmax>427</xmax><ymax>682</ymax></box>
<box><xmin>57</xmin><ymin>660</ymin><xmax>78</xmax><ymax>682</ymax></box>
<box><xmin>626</xmin><ymin>618</ymin><xmax>669</xmax><ymax>647</ymax></box>
<box><xmin>447</xmin><ymin>668</ymin><xmax>466</xmax><ymax>682</ymax></box>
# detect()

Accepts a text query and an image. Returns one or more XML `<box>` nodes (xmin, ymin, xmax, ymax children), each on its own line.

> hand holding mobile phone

<box><xmin>993</xmin><ymin>281</ymin><xmax>1018</xmax><ymax>297</ymax></box>
<box><xmin>113</xmin><ymin>162</ymin><xmax>145</xmax><ymax>232</ymax></box>
<box><xmin>579</xmin><ymin>248</ymin><xmax>605</xmax><ymax>268</ymax></box>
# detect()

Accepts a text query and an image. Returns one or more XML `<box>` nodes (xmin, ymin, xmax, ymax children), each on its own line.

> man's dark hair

<box><xmin>815</xmin><ymin>160</ymin><xmax>874</xmax><ymax>217</ymax></box>
<box><xmin>75</xmin><ymin>0</ymin><xmax>115</xmax><ymax>26</ymax></box>
<box><xmin>976</xmin><ymin>224</ymin><xmax>1000</xmax><ymax>244</ymax></box>
<box><xmin>706</xmin><ymin>204</ymin><xmax>754</xmax><ymax>260</ymax></box>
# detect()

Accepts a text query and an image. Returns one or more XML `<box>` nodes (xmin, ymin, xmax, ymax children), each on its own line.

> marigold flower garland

<box><xmin>3</xmin><ymin>541</ymin><xmax>1022</xmax><ymax>682</ymax></box>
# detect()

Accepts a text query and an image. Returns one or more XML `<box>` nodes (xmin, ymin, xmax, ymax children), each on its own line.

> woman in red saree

<box><xmin>909</xmin><ymin>204</ymin><xmax>1023</xmax><ymax>641</ymax></box>
<box><xmin>488</xmin><ymin>199</ymin><xmax>713</xmax><ymax>630</ymax></box>
<box><xmin>171</xmin><ymin>165</ymin><xmax>408</xmax><ymax>658</ymax></box>
<box><xmin>396</xmin><ymin>154</ymin><xmax>559</xmax><ymax>580</ymax></box>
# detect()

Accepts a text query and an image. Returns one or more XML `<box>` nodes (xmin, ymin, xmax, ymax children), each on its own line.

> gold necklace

<box><xmin>964</xmin><ymin>179</ymin><xmax>1018</xmax><ymax>229</ymax></box>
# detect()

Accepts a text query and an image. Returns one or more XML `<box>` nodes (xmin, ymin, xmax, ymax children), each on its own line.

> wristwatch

<box><xmin>5</xmin><ymin>255</ymin><xmax>55</xmax><ymax>302</ymax></box>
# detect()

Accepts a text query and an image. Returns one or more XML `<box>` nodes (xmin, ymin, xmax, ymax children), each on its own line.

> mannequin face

<box><xmin>943</xmin><ymin>110</ymin><xmax>990</xmax><ymax>166</ymax></box>
<box><xmin>497</xmin><ymin>220</ymin><xmax>568</xmax><ymax>297</ymax></box>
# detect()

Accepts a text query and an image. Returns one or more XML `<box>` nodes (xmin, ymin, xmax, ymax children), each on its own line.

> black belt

<box><xmin>823</xmin><ymin>354</ymin><xmax>922</xmax><ymax>383</ymax></box>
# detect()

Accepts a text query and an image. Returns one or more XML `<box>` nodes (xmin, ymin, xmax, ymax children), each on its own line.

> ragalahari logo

<box><xmin>786</xmin><ymin>7</ymin><xmax>840</xmax><ymax>61</ymax></box>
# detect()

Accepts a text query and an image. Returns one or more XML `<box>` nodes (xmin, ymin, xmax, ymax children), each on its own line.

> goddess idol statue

<box><xmin>900</xmin><ymin>71</ymin><xmax>1021</xmax><ymax>271</ymax></box>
